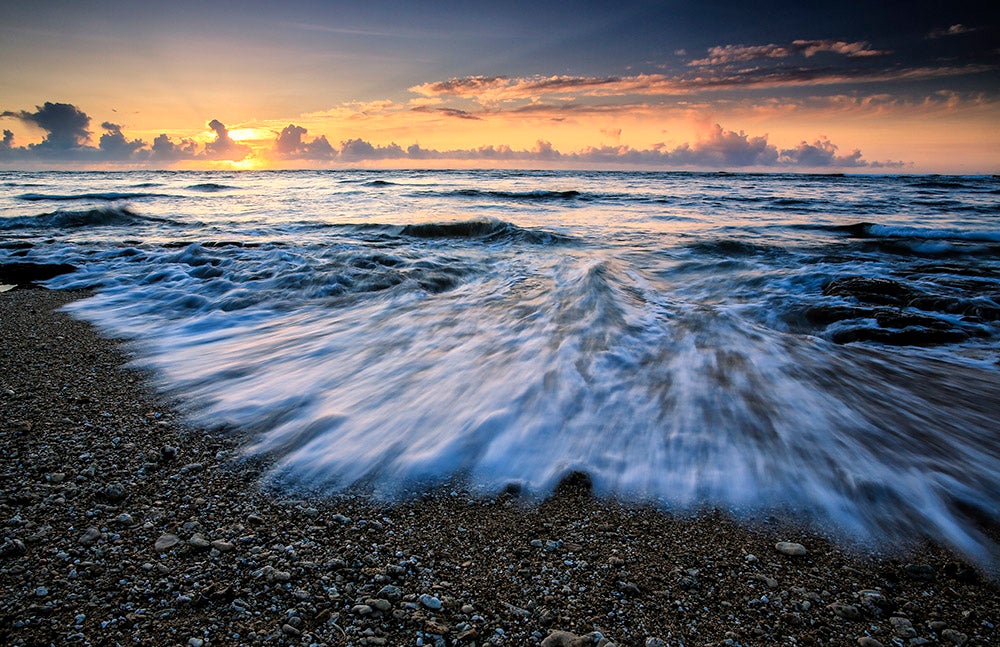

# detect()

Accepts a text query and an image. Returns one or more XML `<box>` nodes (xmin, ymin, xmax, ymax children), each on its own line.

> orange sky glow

<box><xmin>1</xmin><ymin>2</ymin><xmax>997</xmax><ymax>173</ymax></box>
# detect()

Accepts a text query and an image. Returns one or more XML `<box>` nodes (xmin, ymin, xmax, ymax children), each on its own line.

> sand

<box><xmin>0</xmin><ymin>288</ymin><xmax>996</xmax><ymax>646</ymax></box>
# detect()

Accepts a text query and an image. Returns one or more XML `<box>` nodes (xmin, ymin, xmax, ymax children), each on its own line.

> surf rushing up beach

<box><xmin>1</xmin><ymin>169</ymin><xmax>998</xmax><ymax>646</ymax></box>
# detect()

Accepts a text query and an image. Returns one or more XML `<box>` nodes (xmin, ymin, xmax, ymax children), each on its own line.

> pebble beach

<box><xmin>1</xmin><ymin>287</ymin><xmax>997</xmax><ymax>646</ymax></box>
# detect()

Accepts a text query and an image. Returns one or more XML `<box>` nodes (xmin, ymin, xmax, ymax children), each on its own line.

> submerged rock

<box><xmin>0</xmin><ymin>262</ymin><xmax>77</xmax><ymax>286</ymax></box>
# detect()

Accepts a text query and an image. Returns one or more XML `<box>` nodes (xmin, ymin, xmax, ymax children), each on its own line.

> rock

<box><xmin>645</xmin><ymin>639</ymin><xmax>667</xmax><ymax>647</ymax></box>
<box><xmin>890</xmin><ymin>616</ymin><xmax>916</xmax><ymax>638</ymax></box>
<box><xmin>378</xmin><ymin>584</ymin><xmax>403</xmax><ymax>602</ymax></box>
<box><xmin>0</xmin><ymin>538</ymin><xmax>27</xmax><ymax>558</ymax></box>
<box><xmin>188</xmin><ymin>639</ymin><xmax>204</xmax><ymax>647</ymax></box>
<box><xmin>102</xmin><ymin>483</ymin><xmax>127</xmax><ymax>503</ymax></box>
<box><xmin>857</xmin><ymin>638</ymin><xmax>884</xmax><ymax>647</ymax></box>
<box><xmin>369</xmin><ymin>598</ymin><xmax>392</xmax><ymax>612</ymax></box>
<box><xmin>904</xmin><ymin>564</ymin><xmax>936</xmax><ymax>581</ymax></box>
<box><xmin>281</xmin><ymin>623</ymin><xmax>301</xmax><ymax>637</ymax></box>
<box><xmin>541</xmin><ymin>631</ymin><xmax>611</xmax><ymax>647</ymax></box>
<box><xmin>211</xmin><ymin>540</ymin><xmax>235</xmax><ymax>552</ymax></box>
<box><xmin>188</xmin><ymin>533</ymin><xmax>211</xmax><ymax>550</ymax></box>
<box><xmin>352</xmin><ymin>604</ymin><xmax>373</xmax><ymax>616</ymax></box>
<box><xmin>160</xmin><ymin>446</ymin><xmax>177</xmax><ymax>461</ymax></box>
<box><xmin>828</xmin><ymin>602</ymin><xmax>861</xmax><ymax>620</ymax></box>
<box><xmin>941</xmin><ymin>629</ymin><xmax>968</xmax><ymax>646</ymax></box>
<box><xmin>419</xmin><ymin>593</ymin><xmax>442</xmax><ymax>610</ymax></box>
<box><xmin>78</xmin><ymin>527</ymin><xmax>101</xmax><ymax>546</ymax></box>
<box><xmin>775</xmin><ymin>541</ymin><xmax>808</xmax><ymax>556</ymax></box>
<box><xmin>155</xmin><ymin>533</ymin><xmax>180</xmax><ymax>552</ymax></box>
<box><xmin>0</xmin><ymin>262</ymin><xmax>77</xmax><ymax>285</ymax></box>
<box><xmin>114</xmin><ymin>513</ymin><xmax>134</xmax><ymax>525</ymax></box>
<box><xmin>823</xmin><ymin>277</ymin><xmax>914</xmax><ymax>306</ymax></box>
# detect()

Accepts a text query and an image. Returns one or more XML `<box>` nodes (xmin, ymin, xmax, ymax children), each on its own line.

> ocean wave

<box><xmin>398</xmin><ymin>219</ymin><xmax>569</xmax><ymax>244</ymax></box>
<box><xmin>17</xmin><ymin>191</ymin><xmax>172</xmax><ymax>201</ymax></box>
<box><xmin>833</xmin><ymin>222</ymin><xmax>1000</xmax><ymax>243</ymax></box>
<box><xmin>187</xmin><ymin>182</ymin><xmax>237</xmax><ymax>191</ymax></box>
<box><xmin>436</xmin><ymin>188</ymin><xmax>586</xmax><ymax>202</ymax></box>
<box><xmin>0</xmin><ymin>207</ymin><xmax>175</xmax><ymax>229</ymax></box>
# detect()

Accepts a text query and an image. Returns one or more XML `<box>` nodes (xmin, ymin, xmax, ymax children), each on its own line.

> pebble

<box><xmin>904</xmin><ymin>563</ymin><xmax>935</xmax><ymax>581</ymax></box>
<box><xmin>857</xmin><ymin>638</ymin><xmax>884</xmax><ymax>647</ymax></box>
<box><xmin>188</xmin><ymin>533</ymin><xmax>211</xmax><ymax>550</ymax></box>
<box><xmin>154</xmin><ymin>533</ymin><xmax>180</xmax><ymax>552</ymax></box>
<box><xmin>188</xmin><ymin>639</ymin><xmax>204</xmax><ymax>647</ymax></box>
<box><xmin>941</xmin><ymin>629</ymin><xmax>968</xmax><ymax>646</ymax></box>
<box><xmin>211</xmin><ymin>539</ymin><xmax>235</xmax><ymax>552</ymax></box>
<box><xmin>890</xmin><ymin>616</ymin><xmax>916</xmax><ymax>638</ymax></box>
<box><xmin>378</xmin><ymin>584</ymin><xmax>402</xmax><ymax>602</ymax></box>
<box><xmin>281</xmin><ymin>623</ymin><xmax>301</xmax><ymax>637</ymax></box>
<box><xmin>775</xmin><ymin>541</ymin><xmax>808</xmax><ymax>556</ymax></box>
<box><xmin>78</xmin><ymin>527</ymin><xmax>101</xmax><ymax>546</ymax></box>
<box><xmin>419</xmin><ymin>593</ymin><xmax>443</xmax><ymax>610</ymax></box>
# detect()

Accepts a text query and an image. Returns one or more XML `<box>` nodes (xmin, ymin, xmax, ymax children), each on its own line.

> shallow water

<box><xmin>2</xmin><ymin>169</ymin><xmax>998</xmax><ymax>566</ymax></box>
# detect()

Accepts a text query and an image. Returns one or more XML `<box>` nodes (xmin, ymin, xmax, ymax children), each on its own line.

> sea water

<box><xmin>1</xmin><ymin>170</ymin><xmax>998</xmax><ymax>565</ymax></box>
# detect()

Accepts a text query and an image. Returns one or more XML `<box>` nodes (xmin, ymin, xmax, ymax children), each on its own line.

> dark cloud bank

<box><xmin>1</xmin><ymin>101</ymin><xmax>903</xmax><ymax>169</ymax></box>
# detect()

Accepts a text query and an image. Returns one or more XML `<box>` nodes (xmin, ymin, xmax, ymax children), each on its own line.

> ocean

<box><xmin>1</xmin><ymin>169</ymin><xmax>998</xmax><ymax>565</ymax></box>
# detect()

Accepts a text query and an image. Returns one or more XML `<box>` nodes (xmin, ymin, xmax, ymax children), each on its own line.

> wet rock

<box><xmin>824</xmin><ymin>277</ymin><xmax>915</xmax><ymax>306</ymax></box>
<box><xmin>904</xmin><ymin>564</ymin><xmax>935</xmax><ymax>581</ymax></box>
<box><xmin>155</xmin><ymin>534</ymin><xmax>180</xmax><ymax>552</ymax></box>
<box><xmin>775</xmin><ymin>541</ymin><xmax>807</xmax><ymax>556</ymax></box>
<box><xmin>78</xmin><ymin>527</ymin><xmax>101</xmax><ymax>546</ymax></box>
<box><xmin>831</xmin><ymin>326</ymin><xmax>968</xmax><ymax>346</ymax></box>
<box><xmin>0</xmin><ymin>262</ymin><xmax>77</xmax><ymax>285</ymax></box>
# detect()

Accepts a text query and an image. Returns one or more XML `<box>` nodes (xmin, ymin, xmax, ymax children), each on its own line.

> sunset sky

<box><xmin>1</xmin><ymin>1</ymin><xmax>997</xmax><ymax>172</ymax></box>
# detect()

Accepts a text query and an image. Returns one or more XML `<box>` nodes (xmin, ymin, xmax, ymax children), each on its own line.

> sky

<box><xmin>0</xmin><ymin>1</ymin><xmax>997</xmax><ymax>172</ymax></box>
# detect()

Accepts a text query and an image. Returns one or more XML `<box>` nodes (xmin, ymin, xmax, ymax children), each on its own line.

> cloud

<box><xmin>305</xmin><ymin>124</ymin><xmax>900</xmax><ymax>169</ymax></box>
<box><xmin>1</xmin><ymin>101</ymin><xmax>92</xmax><ymax>151</ymax></box>
<box><xmin>688</xmin><ymin>39</ymin><xmax>888</xmax><ymax>66</ymax></box>
<box><xmin>98</xmin><ymin>122</ymin><xmax>146</xmax><ymax>160</ymax></box>
<box><xmin>1</xmin><ymin>130</ymin><xmax>13</xmax><ymax>150</ymax></box>
<box><xmin>149</xmin><ymin>133</ymin><xmax>199</xmax><ymax>161</ymax></box>
<box><xmin>203</xmin><ymin>119</ymin><xmax>251</xmax><ymax>160</ymax></box>
<box><xmin>411</xmin><ymin>106</ymin><xmax>482</xmax><ymax>120</ymax></box>
<box><xmin>338</xmin><ymin>138</ymin><xmax>406</xmax><ymax>161</ymax></box>
<box><xmin>408</xmin><ymin>62</ymin><xmax>985</xmax><ymax>106</ymax></box>
<box><xmin>273</xmin><ymin>124</ymin><xmax>336</xmax><ymax>159</ymax></box>
<box><xmin>927</xmin><ymin>24</ymin><xmax>976</xmax><ymax>39</ymax></box>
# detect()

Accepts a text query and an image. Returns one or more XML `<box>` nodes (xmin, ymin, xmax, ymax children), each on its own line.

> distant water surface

<box><xmin>2</xmin><ymin>170</ymin><xmax>998</xmax><ymax>566</ymax></box>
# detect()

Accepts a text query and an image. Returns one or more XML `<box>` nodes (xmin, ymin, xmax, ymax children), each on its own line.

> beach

<box><xmin>2</xmin><ymin>287</ymin><xmax>996</xmax><ymax>646</ymax></box>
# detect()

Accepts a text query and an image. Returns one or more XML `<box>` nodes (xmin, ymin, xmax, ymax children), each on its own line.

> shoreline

<box><xmin>1</xmin><ymin>288</ymin><xmax>996</xmax><ymax>646</ymax></box>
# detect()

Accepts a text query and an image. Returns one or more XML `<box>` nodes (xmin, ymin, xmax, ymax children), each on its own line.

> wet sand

<box><xmin>1</xmin><ymin>288</ymin><xmax>996</xmax><ymax>646</ymax></box>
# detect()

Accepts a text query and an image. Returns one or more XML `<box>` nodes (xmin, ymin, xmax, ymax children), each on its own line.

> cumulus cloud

<box><xmin>149</xmin><ymin>133</ymin><xmax>199</xmax><ymax>161</ymax></box>
<box><xmin>1</xmin><ymin>130</ymin><xmax>13</xmax><ymax>150</ymax></box>
<box><xmin>273</xmin><ymin>124</ymin><xmax>336</xmax><ymax>159</ymax></box>
<box><xmin>98</xmin><ymin>122</ymin><xmax>146</xmax><ymax>160</ymax></box>
<box><xmin>1</xmin><ymin>101</ymin><xmax>92</xmax><ymax>152</ymax></box>
<box><xmin>203</xmin><ymin>119</ymin><xmax>250</xmax><ymax>160</ymax></box>
<box><xmin>310</xmin><ymin>124</ymin><xmax>900</xmax><ymax>169</ymax></box>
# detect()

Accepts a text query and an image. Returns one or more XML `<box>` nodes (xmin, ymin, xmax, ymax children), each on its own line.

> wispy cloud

<box><xmin>927</xmin><ymin>24</ymin><xmax>978</xmax><ymax>39</ymax></box>
<box><xmin>689</xmin><ymin>39</ymin><xmax>888</xmax><ymax>66</ymax></box>
<box><xmin>408</xmin><ymin>64</ymin><xmax>990</xmax><ymax>105</ymax></box>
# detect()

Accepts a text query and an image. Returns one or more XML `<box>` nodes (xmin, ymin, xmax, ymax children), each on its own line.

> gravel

<box><xmin>1</xmin><ymin>288</ymin><xmax>997</xmax><ymax>646</ymax></box>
